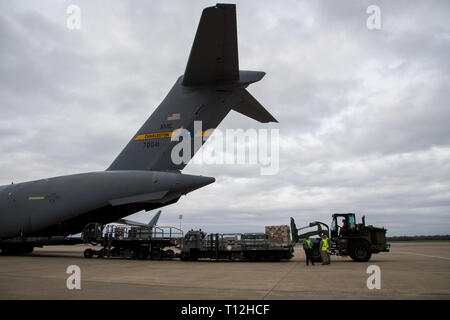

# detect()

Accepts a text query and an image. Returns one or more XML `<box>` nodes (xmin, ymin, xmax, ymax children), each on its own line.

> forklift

<box><xmin>291</xmin><ymin>213</ymin><xmax>390</xmax><ymax>262</ymax></box>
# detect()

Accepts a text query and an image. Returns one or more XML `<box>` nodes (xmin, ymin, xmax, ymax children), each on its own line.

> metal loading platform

<box><xmin>81</xmin><ymin>223</ymin><xmax>183</xmax><ymax>260</ymax></box>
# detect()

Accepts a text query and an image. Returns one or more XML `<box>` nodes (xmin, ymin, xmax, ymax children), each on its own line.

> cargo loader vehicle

<box><xmin>291</xmin><ymin>213</ymin><xmax>390</xmax><ymax>262</ymax></box>
<box><xmin>81</xmin><ymin>222</ymin><xmax>183</xmax><ymax>260</ymax></box>
<box><xmin>179</xmin><ymin>227</ymin><xmax>294</xmax><ymax>261</ymax></box>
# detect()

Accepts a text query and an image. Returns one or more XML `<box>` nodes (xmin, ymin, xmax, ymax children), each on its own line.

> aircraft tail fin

<box><xmin>148</xmin><ymin>210</ymin><xmax>161</xmax><ymax>227</ymax></box>
<box><xmin>107</xmin><ymin>3</ymin><xmax>276</xmax><ymax>172</ymax></box>
<box><xmin>182</xmin><ymin>3</ymin><xmax>239</xmax><ymax>86</ymax></box>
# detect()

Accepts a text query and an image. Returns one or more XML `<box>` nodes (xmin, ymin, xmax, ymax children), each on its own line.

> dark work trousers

<box><xmin>304</xmin><ymin>249</ymin><xmax>314</xmax><ymax>265</ymax></box>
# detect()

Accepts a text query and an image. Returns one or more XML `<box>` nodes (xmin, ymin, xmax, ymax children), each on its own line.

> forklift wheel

<box><xmin>350</xmin><ymin>241</ymin><xmax>372</xmax><ymax>262</ymax></box>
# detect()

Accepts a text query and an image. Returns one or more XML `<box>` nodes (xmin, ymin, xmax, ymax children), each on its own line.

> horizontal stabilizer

<box><xmin>238</xmin><ymin>70</ymin><xmax>266</xmax><ymax>86</ymax></box>
<box><xmin>232</xmin><ymin>89</ymin><xmax>278</xmax><ymax>123</ymax></box>
<box><xmin>182</xmin><ymin>3</ymin><xmax>239</xmax><ymax>85</ymax></box>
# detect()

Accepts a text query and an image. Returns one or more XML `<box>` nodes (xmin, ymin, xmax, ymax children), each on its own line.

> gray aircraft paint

<box><xmin>0</xmin><ymin>171</ymin><xmax>213</xmax><ymax>238</ymax></box>
<box><xmin>0</xmin><ymin>3</ymin><xmax>276</xmax><ymax>242</ymax></box>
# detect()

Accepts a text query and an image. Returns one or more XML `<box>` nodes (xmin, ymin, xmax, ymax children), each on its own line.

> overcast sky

<box><xmin>1</xmin><ymin>0</ymin><xmax>449</xmax><ymax>236</ymax></box>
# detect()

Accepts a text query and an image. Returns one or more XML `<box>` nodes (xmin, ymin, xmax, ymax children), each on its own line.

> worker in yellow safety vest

<box><xmin>303</xmin><ymin>238</ymin><xmax>315</xmax><ymax>266</ymax></box>
<box><xmin>320</xmin><ymin>234</ymin><xmax>330</xmax><ymax>265</ymax></box>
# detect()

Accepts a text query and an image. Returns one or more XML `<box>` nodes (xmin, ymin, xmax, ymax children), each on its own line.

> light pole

<box><xmin>178</xmin><ymin>214</ymin><xmax>183</xmax><ymax>232</ymax></box>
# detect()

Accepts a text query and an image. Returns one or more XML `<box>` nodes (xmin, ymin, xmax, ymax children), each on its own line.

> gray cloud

<box><xmin>0</xmin><ymin>0</ymin><xmax>449</xmax><ymax>236</ymax></box>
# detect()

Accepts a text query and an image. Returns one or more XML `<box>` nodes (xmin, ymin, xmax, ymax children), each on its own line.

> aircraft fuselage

<box><xmin>0</xmin><ymin>171</ymin><xmax>214</xmax><ymax>239</ymax></box>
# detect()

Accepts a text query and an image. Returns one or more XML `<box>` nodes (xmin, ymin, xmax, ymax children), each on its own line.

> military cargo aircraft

<box><xmin>0</xmin><ymin>3</ymin><xmax>276</xmax><ymax>254</ymax></box>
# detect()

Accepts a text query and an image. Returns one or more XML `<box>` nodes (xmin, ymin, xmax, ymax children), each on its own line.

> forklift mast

<box><xmin>290</xmin><ymin>218</ymin><xmax>329</xmax><ymax>243</ymax></box>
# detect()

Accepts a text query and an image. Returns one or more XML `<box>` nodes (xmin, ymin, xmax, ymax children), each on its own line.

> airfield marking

<box><xmin>396</xmin><ymin>251</ymin><xmax>450</xmax><ymax>261</ymax></box>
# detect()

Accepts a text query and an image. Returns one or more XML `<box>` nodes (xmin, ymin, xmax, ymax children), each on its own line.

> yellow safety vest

<box><xmin>321</xmin><ymin>238</ymin><xmax>329</xmax><ymax>251</ymax></box>
<box><xmin>306</xmin><ymin>240</ymin><xmax>312</xmax><ymax>249</ymax></box>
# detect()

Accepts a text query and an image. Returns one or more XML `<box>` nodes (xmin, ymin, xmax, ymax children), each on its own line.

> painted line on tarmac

<box><xmin>396</xmin><ymin>251</ymin><xmax>450</xmax><ymax>261</ymax></box>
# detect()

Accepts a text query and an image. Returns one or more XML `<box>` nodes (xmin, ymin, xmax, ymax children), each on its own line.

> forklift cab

<box><xmin>330</xmin><ymin>213</ymin><xmax>356</xmax><ymax>238</ymax></box>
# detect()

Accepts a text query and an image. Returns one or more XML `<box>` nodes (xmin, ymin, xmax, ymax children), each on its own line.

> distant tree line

<box><xmin>387</xmin><ymin>235</ymin><xmax>450</xmax><ymax>241</ymax></box>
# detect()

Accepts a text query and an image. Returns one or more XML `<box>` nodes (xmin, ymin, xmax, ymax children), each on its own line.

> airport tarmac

<box><xmin>0</xmin><ymin>242</ymin><xmax>449</xmax><ymax>299</ymax></box>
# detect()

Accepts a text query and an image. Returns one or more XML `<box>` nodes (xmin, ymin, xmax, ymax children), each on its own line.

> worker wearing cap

<box><xmin>303</xmin><ymin>238</ymin><xmax>315</xmax><ymax>265</ymax></box>
<box><xmin>320</xmin><ymin>234</ymin><xmax>330</xmax><ymax>265</ymax></box>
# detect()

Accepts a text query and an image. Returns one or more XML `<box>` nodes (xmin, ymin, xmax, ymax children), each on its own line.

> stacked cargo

<box><xmin>265</xmin><ymin>225</ymin><xmax>290</xmax><ymax>243</ymax></box>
